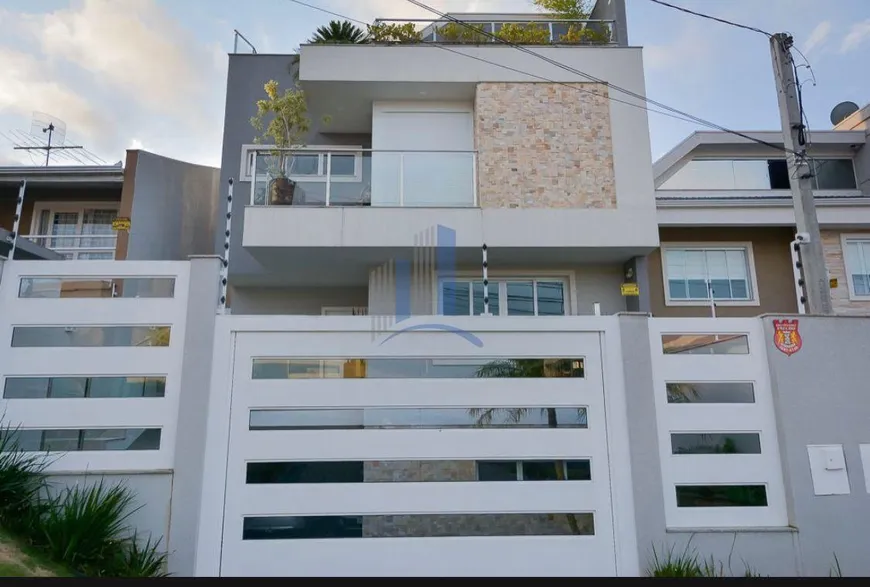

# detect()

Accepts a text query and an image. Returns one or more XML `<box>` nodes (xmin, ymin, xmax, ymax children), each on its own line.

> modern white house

<box><xmin>2</xmin><ymin>3</ymin><xmax>870</xmax><ymax>578</ymax></box>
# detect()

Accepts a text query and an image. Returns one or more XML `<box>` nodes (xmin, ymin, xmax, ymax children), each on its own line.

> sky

<box><xmin>0</xmin><ymin>0</ymin><xmax>868</xmax><ymax>168</ymax></box>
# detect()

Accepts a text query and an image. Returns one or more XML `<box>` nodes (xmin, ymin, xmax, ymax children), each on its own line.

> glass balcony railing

<box><xmin>371</xmin><ymin>18</ymin><xmax>617</xmax><ymax>45</ymax></box>
<box><xmin>23</xmin><ymin>234</ymin><xmax>118</xmax><ymax>260</ymax></box>
<box><xmin>250</xmin><ymin>148</ymin><xmax>477</xmax><ymax>208</ymax></box>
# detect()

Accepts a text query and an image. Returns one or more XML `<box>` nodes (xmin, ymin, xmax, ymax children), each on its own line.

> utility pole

<box><xmin>770</xmin><ymin>33</ymin><xmax>833</xmax><ymax>315</ymax></box>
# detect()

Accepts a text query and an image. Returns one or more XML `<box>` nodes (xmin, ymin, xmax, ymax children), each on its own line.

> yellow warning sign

<box><xmin>829</xmin><ymin>277</ymin><xmax>839</xmax><ymax>289</ymax></box>
<box><xmin>621</xmin><ymin>283</ymin><xmax>640</xmax><ymax>297</ymax></box>
<box><xmin>112</xmin><ymin>217</ymin><xmax>131</xmax><ymax>231</ymax></box>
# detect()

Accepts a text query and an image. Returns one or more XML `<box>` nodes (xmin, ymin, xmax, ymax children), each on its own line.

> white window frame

<box><xmin>29</xmin><ymin>202</ymin><xmax>120</xmax><ymax>260</ymax></box>
<box><xmin>437</xmin><ymin>272</ymin><xmax>575</xmax><ymax>316</ymax></box>
<box><xmin>661</xmin><ymin>243</ymin><xmax>760</xmax><ymax>307</ymax></box>
<box><xmin>239</xmin><ymin>144</ymin><xmax>363</xmax><ymax>183</ymax></box>
<box><xmin>839</xmin><ymin>233</ymin><xmax>870</xmax><ymax>301</ymax></box>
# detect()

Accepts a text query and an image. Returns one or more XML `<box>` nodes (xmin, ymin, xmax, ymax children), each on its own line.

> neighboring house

<box><xmin>652</xmin><ymin>103</ymin><xmax>870</xmax><ymax>317</ymax></box>
<box><xmin>0</xmin><ymin>151</ymin><xmax>221</xmax><ymax>262</ymax></box>
<box><xmin>217</xmin><ymin>2</ymin><xmax>656</xmax><ymax>318</ymax></box>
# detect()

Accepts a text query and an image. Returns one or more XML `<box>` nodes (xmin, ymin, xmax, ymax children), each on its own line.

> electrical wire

<box><xmin>646</xmin><ymin>0</ymin><xmax>772</xmax><ymax>37</ymax></box>
<box><xmin>283</xmin><ymin>0</ymin><xmax>699</xmax><ymax>125</ymax></box>
<box><xmin>405</xmin><ymin>0</ymin><xmax>794</xmax><ymax>154</ymax></box>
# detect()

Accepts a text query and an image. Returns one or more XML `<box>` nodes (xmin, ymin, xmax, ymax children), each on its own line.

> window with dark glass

<box><xmin>676</xmin><ymin>485</ymin><xmax>768</xmax><ymax>507</ymax></box>
<box><xmin>242</xmin><ymin>512</ymin><xmax>595</xmax><ymax>540</ymax></box>
<box><xmin>671</xmin><ymin>433</ymin><xmax>762</xmax><ymax>454</ymax></box>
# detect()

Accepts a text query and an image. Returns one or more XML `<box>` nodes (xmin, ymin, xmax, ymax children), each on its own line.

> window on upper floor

<box><xmin>659</xmin><ymin>158</ymin><xmax>856</xmax><ymax>191</ymax></box>
<box><xmin>440</xmin><ymin>279</ymin><xmax>567</xmax><ymax>316</ymax></box>
<box><xmin>842</xmin><ymin>236</ymin><xmax>870</xmax><ymax>299</ymax></box>
<box><xmin>662</xmin><ymin>245</ymin><xmax>758</xmax><ymax>305</ymax></box>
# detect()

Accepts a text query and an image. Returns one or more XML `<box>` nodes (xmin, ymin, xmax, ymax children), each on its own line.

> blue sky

<box><xmin>0</xmin><ymin>0</ymin><xmax>867</xmax><ymax>167</ymax></box>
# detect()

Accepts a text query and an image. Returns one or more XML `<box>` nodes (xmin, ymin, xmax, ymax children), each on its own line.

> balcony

<box><xmin>21</xmin><ymin>233</ymin><xmax>118</xmax><ymax>260</ymax></box>
<box><xmin>249</xmin><ymin>148</ymin><xmax>477</xmax><ymax>208</ymax></box>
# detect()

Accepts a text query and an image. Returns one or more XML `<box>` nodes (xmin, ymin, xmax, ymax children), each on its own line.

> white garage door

<box><xmin>218</xmin><ymin>328</ymin><xmax>616</xmax><ymax>576</ymax></box>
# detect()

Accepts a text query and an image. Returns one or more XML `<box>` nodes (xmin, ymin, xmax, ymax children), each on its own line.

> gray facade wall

<box><xmin>763</xmin><ymin>315</ymin><xmax>870</xmax><ymax>577</ymax></box>
<box><xmin>217</xmin><ymin>54</ymin><xmax>370</xmax><ymax>283</ymax></box>
<box><xmin>590</xmin><ymin>0</ymin><xmax>628</xmax><ymax>45</ymax></box>
<box><xmin>127</xmin><ymin>152</ymin><xmax>220</xmax><ymax>261</ymax></box>
<box><xmin>229</xmin><ymin>285</ymin><xmax>369</xmax><ymax>315</ymax></box>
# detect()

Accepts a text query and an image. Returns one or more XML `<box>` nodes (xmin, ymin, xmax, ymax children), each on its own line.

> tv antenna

<box><xmin>9</xmin><ymin>112</ymin><xmax>100</xmax><ymax>166</ymax></box>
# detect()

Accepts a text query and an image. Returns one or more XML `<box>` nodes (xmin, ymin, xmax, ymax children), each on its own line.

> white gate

<box><xmin>648</xmin><ymin>318</ymin><xmax>788</xmax><ymax>529</ymax></box>
<box><xmin>210</xmin><ymin>317</ymin><xmax>619</xmax><ymax>576</ymax></box>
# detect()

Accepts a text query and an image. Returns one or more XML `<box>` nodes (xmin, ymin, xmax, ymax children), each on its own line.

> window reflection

<box><xmin>671</xmin><ymin>433</ymin><xmax>761</xmax><ymax>454</ymax></box>
<box><xmin>661</xmin><ymin>334</ymin><xmax>749</xmax><ymax>355</ymax></box>
<box><xmin>660</xmin><ymin>158</ymin><xmax>855</xmax><ymax>191</ymax></box>
<box><xmin>3</xmin><ymin>376</ymin><xmax>166</xmax><ymax>399</ymax></box>
<box><xmin>3</xmin><ymin>428</ymin><xmax>161</xmax><ymax>452</ymax></box>
<box><xmin>243</xmin><ymin>512</ymin><xmax>595</xmax><ymax>540</ymax></box>
<box><xmin>11</xmin><ymin>326</ymin><xmax>171</xmax><ymax>347</ymax></box>
<box><xmin>18</xmin><ymin>277</ymin><xmax>175</xmax><ymax>299</ymax></box>
<box><xmin>249</xmin><ymin>407</ymin><xmax>588</xmax><ymax>430</ymax></box>
<box><xmin>252</xmin><ymin>357</ymin><xmax>585</xmax><ymax>379</ymax></box>
<box><xmin>246</xmin><ymin>459</ymin><xmax>592</xmax><ymax>484</ymax></box>
<box><xmin>666</xmin><ymin>382</ymin><xmax>755</xmax><ymax>404</ymax></box>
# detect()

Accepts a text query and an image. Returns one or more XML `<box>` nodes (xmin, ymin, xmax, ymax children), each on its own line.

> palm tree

<box><xmin>309</xmin><ymin>20</ymin><xmax>368</xmax><ymax>44</ymax></box>
<box><xmin>472</xmin><ymin>358</ymin><xmax>589</xmax><ymax>535</ymax></box>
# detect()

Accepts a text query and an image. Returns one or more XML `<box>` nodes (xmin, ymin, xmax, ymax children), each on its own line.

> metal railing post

<box><xmin>9</xmin><ymin>180</ymin><xmax>26</xmax><ymax>260</ymax></box>
<box><xmin>399</xmin><ymin>153</ymin><xmax>405</xmax><ymax>206</ymax></box>
<box><xmin>472</xmin><ymin>153</ymin><xmax>478</xmax><ymax>207</ymax></box>
<box><xmin>325</xmin><ymin>152</ymin><xmax>332</xmax><ymax>207</ymax></box>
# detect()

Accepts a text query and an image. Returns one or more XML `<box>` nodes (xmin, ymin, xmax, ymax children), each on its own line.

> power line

<box><xmin>287</xmin><ymin>0</ymin><xmax>362</xmax><ymax>25</ymax></box>
<box><xmin>284</xmin><ymin>0</ymin><xmax>793</xmax><ymax>152</ymax></box>
<box><xmin>646</xmin><ymin>0</ymin><xmax>772</xmax><ymax>37</ymax></box>
<box><xmin>405</xmin><ymin>0</ymin><xmax>793</xmax><ymax>154</ymax></box>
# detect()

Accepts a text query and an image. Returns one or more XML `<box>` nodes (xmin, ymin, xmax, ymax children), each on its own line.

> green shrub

<box><xmin>436</xmin><ymin>22</ymin><xmax>489</xmax><ymax>43</ymax></box>
<box><xmin>32</xmin><ymin>480</ymin><xmax>137</xmax><ymax>573</ymax></box>
<box><xmin>367</xmin><ymin>22</ymin><xmax>422</xmax><ymax>43</ymax></box>
<box><xmin>0</xmin><ymin>423</ymin><xmax>48</xmax><ymax>531</ymax></box>
<box><xmin>495</xmin><ymin>23</ymin><xmax>551</xmax><ymax>44</ymax></box>
<box><xmin>648</xmin><ymin>544</ymin><xmax>704</xmax><ymax>577</ymax></box>
<box><xmin>105</xmin><ymin>533</ymin><xmax>168</xmax><ymax>578</ymax></box>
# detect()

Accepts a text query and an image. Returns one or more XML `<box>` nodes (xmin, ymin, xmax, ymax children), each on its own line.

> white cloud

<box><xmin>0</xmin><ymin>48</ymin><xmax>107</xmax><ymax>141</ymax></box>
<box><xmin>841</xmin><ymin>19</ymin><xmax>870</xmax><ymax>53</ymax></box>
<box><xmin>24</xmin><ymin>0</ymin><xmax>210</xmax><ymax>116</ymax></box>
<box><xmin>644</xmin><ymin>25</ymin><xmax>711</xmax><ymax>72</ymax></box>
<box><xmin>0</xmin><ymin>0</ymin><xmax>226</xmax><ymax>166</ymax></box>
<box><xmin>803</xmin><ymin>20</ymin><xmax>831</xmax><ymax>53</ymax></box>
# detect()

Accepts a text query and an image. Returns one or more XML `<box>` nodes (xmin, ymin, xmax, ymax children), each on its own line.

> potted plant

<box><xmin>250</xmin><ymin>80</ymin><xmax>312</xmax><ymax>206</ymax></box>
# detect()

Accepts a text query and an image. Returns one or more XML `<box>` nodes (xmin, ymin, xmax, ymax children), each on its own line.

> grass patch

<box><xmin>0</xmin><ymin>528</ymin><xmax>73</xmax><ymax>577</ymax></box>
<box><xmin>647</xmin><ymin>541</ymin><xmax>763</xmax><ymax>578</ymax></box>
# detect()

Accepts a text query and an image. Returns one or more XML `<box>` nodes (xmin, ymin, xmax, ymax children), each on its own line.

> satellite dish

<box><xmin>831</xmin><ymin>101</ymin><xmax>860</xmax><ymax>126</ymax></box>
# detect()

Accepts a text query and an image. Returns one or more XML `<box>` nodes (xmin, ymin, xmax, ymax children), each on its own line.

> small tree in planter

<box><xmin>250</xmin><ymin>80</ymin><xmax>311</xmax><ymax>205</ymax></box>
